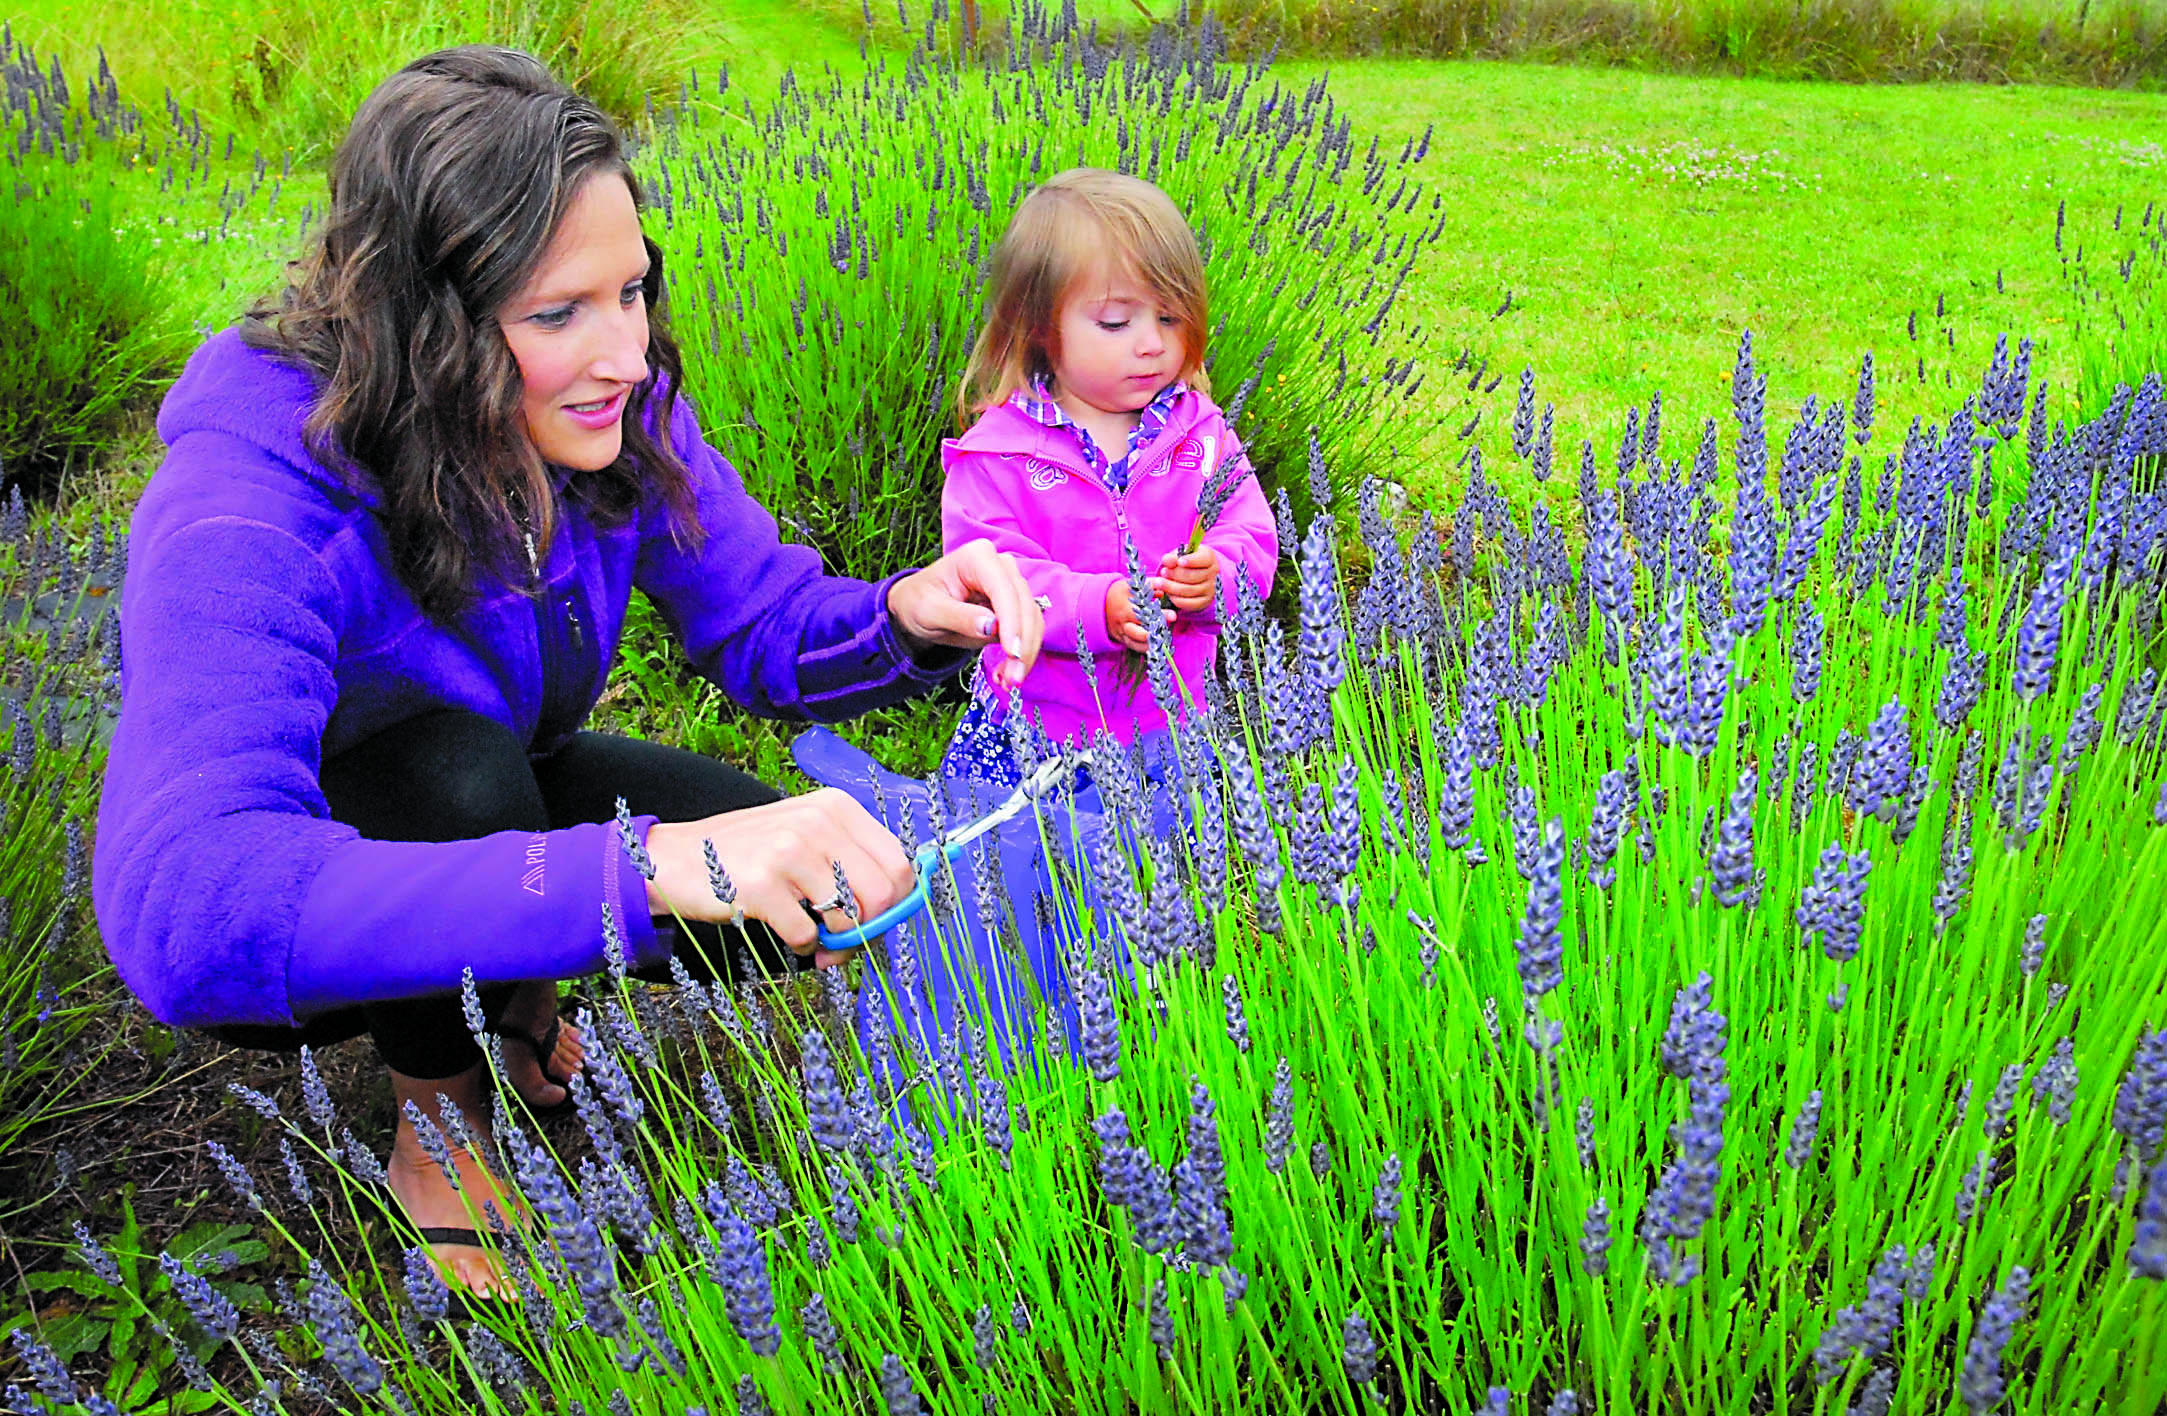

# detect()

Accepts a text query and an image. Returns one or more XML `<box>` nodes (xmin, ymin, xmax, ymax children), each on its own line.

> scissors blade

<box><xmin>943</xmin><ymin>752</ymin><xmax>1090</xmax><ymax>854</ymax></box>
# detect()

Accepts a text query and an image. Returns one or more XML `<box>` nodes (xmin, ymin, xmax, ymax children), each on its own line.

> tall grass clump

<box><xmin>42</xmin><ymin>327</ymin><xmax>2167</xmax><ymax>1414</ymax></box>
<box><xmin>6</xmin><ymin>0</ymin><xmax>716</xmax><ymax>166</ymax></box>
<box><xmin>0</xmin><ymin>492</ymin><xmax>124</xmax><ymax>1170</ymax></box>
<box><xmin>2061</xmin><ymin>196</ymin><xmax>2167</xmax><ymax>445</ymax></box>
<box><xmin>1009</xmin><ymin>0</ymin><xmax>2167</xmax><ymax>87</ymax></box>
<box><xmin>636</xmin><ymin>10</ymin><xmax>1453</xmax><ymax>581</ymax></box>
<box><xmin>0</xmin><ymin>37</ymin><xmax>194</xmax><ymax>497</ymax></box>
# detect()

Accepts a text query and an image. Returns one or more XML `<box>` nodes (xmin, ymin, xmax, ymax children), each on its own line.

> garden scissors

<box><xmin>814</xmin><ymin>750</ymin><xmax>1089</xmax><ymax>951</ymax></box>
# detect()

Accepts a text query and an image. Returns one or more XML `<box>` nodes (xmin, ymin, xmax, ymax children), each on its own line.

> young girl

<box><xmin>940</xmin><ymin>168</ymin><xmax>1278</xmax><ymax>785</ymax></box>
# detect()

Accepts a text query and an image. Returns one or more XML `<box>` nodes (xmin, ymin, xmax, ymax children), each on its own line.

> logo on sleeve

<box><xmin>521</xmin><ymin>834</ymin><xmax>547</xmax><ymax>896</ymax></box>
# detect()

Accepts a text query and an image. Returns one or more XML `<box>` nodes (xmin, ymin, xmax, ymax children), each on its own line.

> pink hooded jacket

<box><xmin>941</xmin><ymin>388</ymin><xmax>1278</xmax><ymax>745</ymax></box>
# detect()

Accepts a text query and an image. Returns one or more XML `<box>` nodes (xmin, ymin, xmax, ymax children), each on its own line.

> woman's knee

<box><xmin>321</xmin><ymin>709</ymin><xmax>549</xmax><ymax>842</ymax></box>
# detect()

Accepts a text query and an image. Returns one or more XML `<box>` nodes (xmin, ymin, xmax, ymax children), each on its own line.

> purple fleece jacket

<box><xmin>93</xmin><ymin>329</ymin><xmax>959</xmax><ymax>1029</ymax></box>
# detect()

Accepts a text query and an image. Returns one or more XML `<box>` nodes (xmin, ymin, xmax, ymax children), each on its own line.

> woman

<box><xmin>90</xmin><ymin>46</ymin><xmax>1042</xmax><ymax>1298</ymax></box>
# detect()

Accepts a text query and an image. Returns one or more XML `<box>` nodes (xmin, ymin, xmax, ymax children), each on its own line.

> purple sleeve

<box><xmin>636</xmin><ymin>402</ymin><xmax>965</xmax><ymax>721</ymax></box>
<box><xmin>92</xmin><ymin>510</ymin><xmax>658</xmax><ymax>1028</ymax></box>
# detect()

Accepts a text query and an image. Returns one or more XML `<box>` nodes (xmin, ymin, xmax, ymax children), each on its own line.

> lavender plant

<box><xmin>68</xmin><ymin>318</ymin><xmax>2167</xmax><ymax>1416</ymax></box>
<box><xmin>634</xmin><ymin>10</ymin><xmax>1449</xmax><ymax>579</ymax></box>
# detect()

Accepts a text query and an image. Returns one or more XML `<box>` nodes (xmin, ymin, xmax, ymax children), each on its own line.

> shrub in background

<box><xmin>638</xmin><ymin>11</ymin><xmax>1456</xmax><ymax>581</ymax></box>
<box><xmin>0</xmin><ymin>41</ymin><xmax>193</xmax><ymax>497</ymax></box>
<box><xmin>7</xmin><ymin>0</ymin><xmax>717</xmax><ymax>166</ymax></box>
<box><xmin>1005</xmin><ymin>0</ymin><xmax>2166</xmax><ymax>87</ymax></box>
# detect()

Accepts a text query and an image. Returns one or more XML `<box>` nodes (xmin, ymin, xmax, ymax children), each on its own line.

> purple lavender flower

<box><xmin>1581</xmin><ymin>1197</ymin><xmax>1612</xmax><ymax>1277</ymax></box>
<box><xmin>1342</xmin><ymin>1309</ymin><xmax>1378</xmax><ymax>1389</ymax></box>
<box><xmin>1797</xmin><ymin>843</ymin><xmax>1871</xmax><ymax>963</ymax></box>
<box><xmin>304</xmin><ymin>1258</ymin><xmax>384</xmax><ymax>1394</ymax></box>
<box><xmin>2130</xmin><ymin>1155</ymin><xmax>2167</xmax><ymax>1278</ymax></box>
<box><xmin>1585</xmin><ymin>768</ymin><xmax>1631</xmax><ymax>889</ymax></box>
<box><xmin>1515</xmin><ymin>819</ymin><xmax>1566</xmax><ymax>1002</ymax></box>
<box><xmin>2112</xmin><ymin>1026</ymin><xmax>2167</xmax><ymax>1162</ymax></box>
<box><xmin>879</xmin><ymin>1354</ymin><xmax>923</xmax><ymax>1416</ymax></box>
<box><xmin>1297</xmin><ymin>517</ymin><xmax>1346</xmax><ymax>742</ymax></box>
<box><xmin>1852</xmin><ymin>698</ymin><xmax>1914</xmax><ymax>822</ymax></box>
<box><xmin>1266</xmin><ymin>1058</ymin><xmax>1295</xmax><ymax>1174</ymax></box>
<box><xmin>1547</xmin><ymin>1393</ymin><xmax>1579</xmax><ymax>1416</ymax></box>
<box><xmin>1148</xmin><ymin>1277</ymin><xmax>1176</xmax><ymax>1360</ymax></box>
<box><xmin>1077</xmin><ymin>963</ymin><xmax>1121</xmax><ymax>1082</ymax></box>
<box><xmin>713</xmin><ymin>1204</ymin><xmax>781</xmax><ymax>1356</ymax></box>
<box><xmin>2033</xmin><ymin>1037</ymin><xmax>2077</xmax><ymax>1126</ymax></box>
<box><xmin>1983</xmin><ymin>1061</ymin><xmax>2025</xmax><ymax>1139</ymax></box>
<box><xmin>1437</xmin><ymin>721</ymin><xmax>1474</xmax><ymax>849</ymax></box>
<box><xmin>800</xmin><ymin>1027</ymin><xmax>852</xmax><ymax>1154</ymax></box>
<box><xmin>1709</xmin><ymin>761</ymin><xmax>1759</xmax><ymax>908</ymax></box>
<box><xmin>1643</xmin><ymin>976</ymin><xmax>1729</xmax><ymax>1286</ymax></box>
<box><xmin>1371</xmin><ymin>1153</ymin><xmax>1403</xmax><ymax>1246</ymax></box>
<box><xmin>2013</xmin><ymin>542</ymin><xmax>2076</xmax><ymax>702</ymax></box>
<box><xmin>1959</xmin><ymin>1268</ymin><xmax>2029</xmax><ymax>1412</ymax></box>
<box><xmin>159</xmin><ymin>1253</ymin><xmax>239</xmax><ymax>1344</ymax></box>
<box><xmin>1813</xmin><ymin>1245</ymin><xmax>1917</xmax><ymax>1381</ymax></box>
<box><xmin>801</xmin><ymin>1292</ymin><xmax>845</xmax><ymax>1374</ymax></box>
<box><xmin>1222</xmin><ymin>973</ymin><xmax>1252</xmax><ymax>1053</ymax></box>
<box><xmin>9</xmin><ymin>1330</ymin><xmax>79</xmax><ymax>1408</ymax></box>
<box><xmin>613</xmin><ymin>796</ymin><xmax>655</xmax><ymax>881</ymax></box>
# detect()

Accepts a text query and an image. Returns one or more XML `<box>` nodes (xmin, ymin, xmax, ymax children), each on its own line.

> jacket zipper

<box><xmin>525</xmin><ymin>521</ymin><xmax>591</xmax><ymax>741</ymax></box>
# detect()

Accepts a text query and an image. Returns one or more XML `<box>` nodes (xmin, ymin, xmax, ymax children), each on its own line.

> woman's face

<box><xmin>498</xmin><ymin>170</ymin><xmax>651</xmax><ymax>471</ymax></box>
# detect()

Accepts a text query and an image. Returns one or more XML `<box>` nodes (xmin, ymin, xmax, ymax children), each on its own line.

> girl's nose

<box><xmin>1135</xmin><ymin>321</ymin><xmax>1166</xmax><ymax>357</ymax></box>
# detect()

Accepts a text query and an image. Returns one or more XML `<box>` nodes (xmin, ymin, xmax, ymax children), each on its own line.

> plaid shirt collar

<box><xmin>1010</xmin><ymin>378</ymin><xmax>1189</xmax><ymax>487</ymax></box>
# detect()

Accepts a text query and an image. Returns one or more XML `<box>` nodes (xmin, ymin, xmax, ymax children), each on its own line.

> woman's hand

<box><xmin>644</xmin><ymin>790</ymin><xmax>915</xmax><ymax>966</ymax></box>
<box><xmin>886</xmin><ymin>539</ymin><xmax>1044</xmax><ymax>692</ymax></box>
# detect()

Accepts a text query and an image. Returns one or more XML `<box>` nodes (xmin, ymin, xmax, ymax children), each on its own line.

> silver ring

<box><xmin>809</xmin><ymin>892</ymin><xmax>847</xmax><ymax>915</ymax></box>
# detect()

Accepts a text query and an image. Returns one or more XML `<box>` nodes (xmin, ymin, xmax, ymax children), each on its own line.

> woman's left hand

<box><xmin>887</xmin><ymin>539</ymin><xmax>1043</xmax><ymax>692</ymax></box>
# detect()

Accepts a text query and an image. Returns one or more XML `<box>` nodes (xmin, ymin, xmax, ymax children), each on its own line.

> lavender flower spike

<box><xmin>800</xmin><ymin>1027</ymin><xmax>852</xmax><ymax>1154</ymax></box>
<box><xmin>1342</xmin><ymin>1309</ymin><xmax>1378</xmax><ymax>1389</ymax></box>
<box><xmin>1515</xmin><ymin>819</ymin><xmax>1566</xmax><ymax>1003</ymax></box>
<box><xmin>1959</xmin><ymin>1267</ymin><xmax>2029</xmax><ymax>1412</ymax></box>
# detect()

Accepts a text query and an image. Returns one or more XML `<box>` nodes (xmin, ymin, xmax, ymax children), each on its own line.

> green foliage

<box><xmin>0</xmin><ymin>42</ymin><xmax>192</xmax><ymax>491</ymax></box>
<box><xmin>7</xmin><ymin>0</ymin><xmax>721</xmax><ymax>165</ymax></box>
<box><xmin>0</xmin><ymin>499</ymin><xmax>121</xmax><ymax>1164</ymax></box>
<box><xmin>637</xmin><ymin>15</ymin><xmax>1457</xmax><ymax>580</ymax></box>
<box><xmin>5</xmin><ymin>1187</ymin><xmax>268</xmax><ymax>1415</ymax></box>
<box><xmin>933</xmin><ymin>0</ymin><xmax>2167</xmax><ymax>87</ymax></box>
<box><xmin>2061</xmin><ymin>197</ymin><xmax>2167</xmax><ymax>428</ymax></box>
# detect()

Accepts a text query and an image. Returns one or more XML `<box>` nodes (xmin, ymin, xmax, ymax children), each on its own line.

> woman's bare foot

<box><xmin>494</xmin><ymin>980</ymin><xmax>585</xmax><ymax>1112</ymax></box>
<box><xmin>386</xmin><ymin>1064</ymin><xmax>524</xmax><ymax>1298</ymax></box>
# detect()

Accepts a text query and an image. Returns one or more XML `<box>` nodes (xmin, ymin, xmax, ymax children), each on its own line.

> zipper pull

<box><xmin>565</xmin><ymin>595</ymin><xmax>583</xmax><ymax>651</ymax></box>
<box><xmin>524</xmin><ymin>529</ymin><xmax>540</xmax><ymax>580</ymax></box>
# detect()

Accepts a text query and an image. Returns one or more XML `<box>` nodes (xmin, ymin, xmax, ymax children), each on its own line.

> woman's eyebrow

<box><xmin>524</xmin><ymin>265</ymin><xmax>653</xmax><ymax>306</ymax></box>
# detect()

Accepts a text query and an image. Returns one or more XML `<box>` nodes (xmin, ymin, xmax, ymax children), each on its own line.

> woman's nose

<box><xmin>592</xmin><ymin>303</ymin><xmax>650</xmax><ymax>386</ymax></box>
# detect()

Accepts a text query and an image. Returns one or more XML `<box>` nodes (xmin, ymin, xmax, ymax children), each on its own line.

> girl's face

<box><xmin>498</xmin><ymin>171</ymin><xmax>652</xmax><ymax>472</ymax></box>
<box><xmin>1049</xmin><ymin>260</ymin><xmax>1187</xmax><ymax>423</ymax></box>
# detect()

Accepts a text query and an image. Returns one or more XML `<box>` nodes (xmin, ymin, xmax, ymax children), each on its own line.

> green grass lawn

<box><xmin>1278</xmin><ymin>59</ymin><xmax>2167</xmax><ymax>508</ymax></box>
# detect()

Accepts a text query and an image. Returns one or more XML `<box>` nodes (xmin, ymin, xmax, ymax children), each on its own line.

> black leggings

<box><xmin>208</xmin><ymin>709</ymin><xmax>802</xmax><ymax>1080</ymax></box>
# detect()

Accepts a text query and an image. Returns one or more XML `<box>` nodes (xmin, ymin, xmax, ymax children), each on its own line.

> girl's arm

<box><xmin>942</xmin><ymin>447</ymin><xmax>1129</xmax><ymax>657</ymax></box>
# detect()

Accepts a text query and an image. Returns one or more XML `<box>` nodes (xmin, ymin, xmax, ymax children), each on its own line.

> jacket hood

<box><xmin>157</xmin><ymin>325</ymin><xmax>346</xmax><ymax>492</ymax></box>
<box><xmin>947</xmin><ymin>389</ymin><xmax>1225</xmax><ymax>476</ymax></box>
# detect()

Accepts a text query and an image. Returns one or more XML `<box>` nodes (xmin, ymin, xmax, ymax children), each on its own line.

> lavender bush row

<box><xmin>634</xmin><ymin>9</ymin><xmax>1453</xmax><ymax>579</ymax></box>
<box><xmin>43</xmin><ymin>329</ymin><xmax>2167</xmax><ymax>1415</ymax></box>
<box><xmin>0</xmin><ymin>492</ymin><xmax>124</xmax><ymax>1164</ymax></box>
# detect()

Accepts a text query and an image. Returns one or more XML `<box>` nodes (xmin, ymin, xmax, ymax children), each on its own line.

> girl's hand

<box><xmin>1153</xmin><ymin>547</ymin><xmax>1220</xmax><ymax>615</ymax></box>
<box><xmin>645</xmin><ymin>791</ymin><xmax>915</xmax><ymax>965</ymax></box>
<box><xmin>1105</xmin><ymin>580</ymin><xmax>1172</xmax><ymax>653</ymax></box>
<box><xmin>888</xmin><ymin>539</ymin><xmax>1044</xmax><ymax>692</ymax></box>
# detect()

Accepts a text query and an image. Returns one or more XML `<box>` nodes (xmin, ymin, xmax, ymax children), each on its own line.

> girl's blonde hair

<box><xmin>956</xmin><ymin>167</ymin><xmax>1211</xmax><ymax>426</ymax></box>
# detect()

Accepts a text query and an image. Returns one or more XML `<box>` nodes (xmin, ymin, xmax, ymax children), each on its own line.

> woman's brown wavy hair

<box><xmin>245</xmin><ymin>45</ymin><xmax>698</xmax><ymax>620</ymax></box>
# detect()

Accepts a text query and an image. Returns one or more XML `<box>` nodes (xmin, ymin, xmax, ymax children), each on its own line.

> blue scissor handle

<box><xmin>817</xmin><ymin>840</ymin><xmax>955</xmax><ymax>951</ymax></box>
